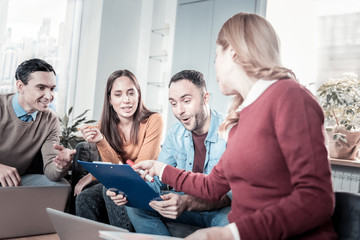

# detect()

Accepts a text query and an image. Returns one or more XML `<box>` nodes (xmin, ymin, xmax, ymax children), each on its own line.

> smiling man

<box><xmin>125</xmin><ymin>70</ymin><xmax>231</xmax><ymax>237</ymax></box>
<box><xmin>0</xmin><ymin>58</ymin><xmax>76</xmax><ymax>187</ymax></box>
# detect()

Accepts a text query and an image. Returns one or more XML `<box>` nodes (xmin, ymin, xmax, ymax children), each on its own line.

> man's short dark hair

<box><xmin>169</xmin><ymin>70</ymin><xmax>207</xmax><ymax>92</ymax></box>
<box><xmin>15</xmin><ymin>58</ymin><xmax>56</xmax><ymax>85</ymax></box>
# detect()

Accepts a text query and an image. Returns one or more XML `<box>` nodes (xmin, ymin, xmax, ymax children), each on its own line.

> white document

<box><xmin>99</xmin><ymin>231</ymin><xmax>183</xmax><ymax>240</ymax></box>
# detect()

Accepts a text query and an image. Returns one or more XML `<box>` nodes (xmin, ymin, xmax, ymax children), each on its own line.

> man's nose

<box><xmin>177</xmin><ymin>103</ymin><xmax>185</xmax><ymax>115</ymax></box>
<box><xmin>44</xmin><ymin>89</ymin><xmax>53</xmax><ymax>99</ymax></box>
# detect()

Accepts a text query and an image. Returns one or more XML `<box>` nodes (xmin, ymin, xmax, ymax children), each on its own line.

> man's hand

<box><xmin>149</xmin><ymin>193</ymin><xmax>188</xmax><ymax>219</ymax></box>
<box><xmin>52</xmin><ymin>144</ymin><xmax>76</xmax><ymax>170</ymax></box>
<box><xmin>185</xmin><ymin>226</ymin><xmax>234</xmax><ymax>240</ymax></box>
<box><xmin>106</xmin><ymin>189</ymin><xmax>128</xmax><ymax>206</ymax></box>
<box><xmin>0</xmin><ymin>163</ymin><xmax>22</xmax><ymax>187</ymax></box>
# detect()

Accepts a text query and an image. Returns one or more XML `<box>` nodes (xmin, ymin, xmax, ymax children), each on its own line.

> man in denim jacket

<box><xmin>125</xmin><ymin>70</ymin><xmax>231</xmax><ymax>236</ymax></box>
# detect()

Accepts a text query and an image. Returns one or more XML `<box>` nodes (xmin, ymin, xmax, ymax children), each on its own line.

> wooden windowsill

<box><xmin>329</xmin><ymin>157</ymin><xmax>360</xmax><ymax>168</ymax></box>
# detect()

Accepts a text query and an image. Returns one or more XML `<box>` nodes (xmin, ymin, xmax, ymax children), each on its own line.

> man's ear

<box><xmin>203</xmin><ymin>92</ymin><xmax>210</xmax><ymax>105</ymax></box>
<box><xmin>16</xmin><ymin>80</ymin><xmax>25</xmax><ymax>94</ymax></box>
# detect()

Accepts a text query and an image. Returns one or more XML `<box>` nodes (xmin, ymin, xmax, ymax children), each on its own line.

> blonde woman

<box><xmin>134</xmin><ymin>13</ymin><xmax>336</xmax><ymax>240</ymax></box>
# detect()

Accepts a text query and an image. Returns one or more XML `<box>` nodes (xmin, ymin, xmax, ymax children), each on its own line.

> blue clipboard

<box><xmin>78</xmin><ymin>160</ymin><xmax>161</xmax><ymax>210</ymax></box>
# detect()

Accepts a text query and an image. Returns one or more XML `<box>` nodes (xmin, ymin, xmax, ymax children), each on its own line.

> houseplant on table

<box><xmin>317</xmin><ymin>72</ymin><xmax>360</xmax><ymax>160</ymax></box>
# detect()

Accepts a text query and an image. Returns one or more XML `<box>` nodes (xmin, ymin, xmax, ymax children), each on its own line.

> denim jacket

<box><xmin>150</xmin><ymin>110</ymin><xmax>227</xmax><ymax>193</ymax></box>
<box><xmin>158</xmin><ymin>109</ymin><xmax>226</xmax><ymax>173</ymax></box>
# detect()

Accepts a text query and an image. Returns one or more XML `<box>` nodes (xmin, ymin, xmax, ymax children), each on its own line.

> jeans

<box><xmin>126</xmin><ymin>204</ymin><xmax>231</xmax><ymax>236</ymax></box>
<box><xmin>75</xmin><ymin>182</ymin><xmax>109</xmax><ymax>224</ymax></box>
<box><xmin>75</xmin><ymin>182</ymin><xmax>133</xmax><ymax>231</ymax></box>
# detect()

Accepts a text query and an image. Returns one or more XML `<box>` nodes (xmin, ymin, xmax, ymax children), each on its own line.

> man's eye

<box><xmin>39</xmin><ymin>86</ymin><xmax>45</xmax><ymax>90</ymax></box>
<box><xmin>184</xmin><ymin>99</ymin><xmax>190</xmax><ymax>104</ymax></box>
<box><xmin>170</xmin><ymin>102</ymin><xmax>177</xmax><ymax>107</ymax></box>
<box><xmin>50</xmin><ymin>88</ymin><xmax>55</xmax><ymax>91</ymax></box>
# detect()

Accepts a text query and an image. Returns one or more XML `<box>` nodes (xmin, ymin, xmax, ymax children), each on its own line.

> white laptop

<box><xmin>46</xmin><ymin>208</ymin><xmax>128</xmax><ymax>240</ymax></box>
<box><xmin>0</xmin><ymin>178</ymin><xmax>70</xmax><ymax>239</ymax></box>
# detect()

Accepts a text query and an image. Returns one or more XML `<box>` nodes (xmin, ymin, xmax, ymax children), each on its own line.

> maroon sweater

<box><xmin>162</xmin><ymin>79</ymin><xmax>337</xmax><ymax>239</ymax></box>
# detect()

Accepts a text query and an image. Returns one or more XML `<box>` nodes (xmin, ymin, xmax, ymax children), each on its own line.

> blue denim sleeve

<box><xmin>154</xmin><ymin>129</ymin><xmax>179</xmax><ymax>191</ymax></box>
<box><xmin>145</xmin><ymin>176</ymin><xmax>163</xmax><ymax>194</ymax></box>
<box><xmin>157</xmin><ymin>138</ymin><xmax>177</xmax><ymax>166</ymax></box>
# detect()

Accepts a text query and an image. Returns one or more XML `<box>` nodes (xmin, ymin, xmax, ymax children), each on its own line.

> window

<box><xmin>0</xmin><ymin>0</ymin><xmax>82</xmax><ymax>114</ymax></box>
<box><xmin>266</xmin><ymin>0</ymin><xmax>360</xmax><ymax>92</ymax></box>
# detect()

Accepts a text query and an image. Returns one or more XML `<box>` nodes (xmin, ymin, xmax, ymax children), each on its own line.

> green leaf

<box><xmin>74</xmin><ymin>109</ymin><xmax>90</xmax><ymax>120</ymax></box>
<box><xmin>72</xmin><ymin>117</ymin><xmax>87</xmax><ymax>128</ymax></box>
<box><xmin>68</xmin><ymin>106</ymin><xmax>73</xmax><ymax>115</ymax></box>
<box><xmin>63</xmin><ymin>114</ymin><xmax>69</xmax><ymax>127</ymax></box>
<box><xmin>85</xmin><ymin>120</ymin><xmax>97</xmax><ymax>124</ymax></box>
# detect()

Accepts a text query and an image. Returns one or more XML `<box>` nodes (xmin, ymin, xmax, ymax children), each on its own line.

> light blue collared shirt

<box><xmin>12</xmin><ymin>93</ymin><xmax>38</xmax><ymax>121</ymax></box>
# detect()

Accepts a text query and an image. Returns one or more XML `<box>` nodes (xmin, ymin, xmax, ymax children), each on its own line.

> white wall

<box><xmin>73</xmin><ymin>0</ymin><xmax>154</xmax><ymax>121</ymax></box>
<box><xmin>72</xmin><ymin>0</ymin><xmax>265</xmax><ymax>128</ymax></box>
<box><xmin>72</xmin><ymin>0</ymin><xmax>103</xmax><ymax>120</ymax></box>
<box><xmin>266</xmin><ymin>0</ymin><xmax>318</xmax><ymax>91</ymax></box>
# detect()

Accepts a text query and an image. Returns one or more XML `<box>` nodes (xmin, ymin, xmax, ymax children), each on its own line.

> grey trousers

<box><xmin>21</xmin><ymin>174</ymin><xmax>70</xmax><ymax>187</ymax></box>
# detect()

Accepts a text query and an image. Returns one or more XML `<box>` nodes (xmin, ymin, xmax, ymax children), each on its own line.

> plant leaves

<box><xmin>68</xmin><ymin>106</ymin><xmax>73</xmax><ymax>115</ymax></box>
<box><xmin>58</xmin><ymin>106</ymin><xmax>96</xmax><ymax>149</ymax></box>
<box><xmin>74</xmin><ymin>109</ymin><xmax>90</xmax><ymax>120</ymax></box>
<box><xmin>85</xmin><ymin>120</ymin><xmax>97</xmax><ymax>124</ymax></box>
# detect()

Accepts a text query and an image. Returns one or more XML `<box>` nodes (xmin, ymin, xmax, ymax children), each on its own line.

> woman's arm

<box><xmin>162</xmin><ymin>162</ymin><xmax>230</xmax><ymax>202</ymax></box>
<box><xmin>135</xmin><ymin>158</ymin><xmax>230</xmax><ymax>202</ymax></box>
<box><xmin>135</xmin><ymin>113</ymin><xmax>163</xmax><ymax>162</ymax></box>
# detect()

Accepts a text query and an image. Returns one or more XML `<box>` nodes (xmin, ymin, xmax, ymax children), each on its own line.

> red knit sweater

<box><xmin>162</xmin><ymin>79</ymin><xmax>337</xmax><ymax>239</ymax></box>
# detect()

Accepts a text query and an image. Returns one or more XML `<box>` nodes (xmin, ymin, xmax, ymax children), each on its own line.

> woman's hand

<box><xmin>80</xmin><ymin>125</ymin><xmax>103</xmax><ymax>143</ymax></box>
<box><xmin>106</xmin><ymin>189</ymin><xmax>128</xmax><ymax>206</ymax></box>
<box><xmin>74</xmin><ymin>173</ymin><xmax>93</xmax><ymax>196</ymax></box>
<box><xmin>133</xmin><ymin>160</ymin><xmax>166</xmax><ymax>179</ymax></box>
<box><xmin>185</xmin><ymin>226</ymin><xmax>234</xmax><ymax>240</ymax></box>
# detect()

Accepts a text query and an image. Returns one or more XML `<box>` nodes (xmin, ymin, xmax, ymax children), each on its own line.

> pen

<box><xmin>126</xmin><ymin>159</ymin><xmax>154</xmax><ymax>183</ymax></box>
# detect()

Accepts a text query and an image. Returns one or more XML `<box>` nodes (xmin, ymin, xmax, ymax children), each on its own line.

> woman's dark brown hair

<box><xmin>100</xmin><ymin>69</ymin><xmax>155</xmax><ymax>160</ymax></box>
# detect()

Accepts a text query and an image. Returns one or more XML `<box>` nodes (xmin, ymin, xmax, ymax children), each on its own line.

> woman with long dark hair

<box><xmin>75</xmin><ymin>69</ymin><xmax>163</xmax><ymax>230</ymax></box>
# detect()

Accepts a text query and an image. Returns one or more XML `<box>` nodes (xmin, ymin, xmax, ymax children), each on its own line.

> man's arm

<box><xmin>42</xmin><ymin>116</ymin><xmax>75</xmax><ymax>181</ymax></box>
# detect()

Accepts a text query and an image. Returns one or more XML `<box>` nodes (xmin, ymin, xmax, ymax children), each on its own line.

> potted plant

<box><xmin>317</xmin><ymin>72</ymin><xmax>360</xmax><ymax>160</ymax></box>
<box><xmin>59</xmin><ymin>107</ymin><xmax>97</xmax><ymax>149</ymax></box>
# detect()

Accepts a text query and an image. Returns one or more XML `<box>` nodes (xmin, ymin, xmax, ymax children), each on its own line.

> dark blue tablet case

<box><xmin>78</xmin><ymin>160</ymin><xmax>160</xmax><ymax>210</ymax></box>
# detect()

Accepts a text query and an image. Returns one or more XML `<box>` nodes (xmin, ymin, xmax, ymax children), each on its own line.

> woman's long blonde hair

<box><xmin>217</xmin><ymin>13</ymin><xmax>296</xmax><ymax>137</ymax></box>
